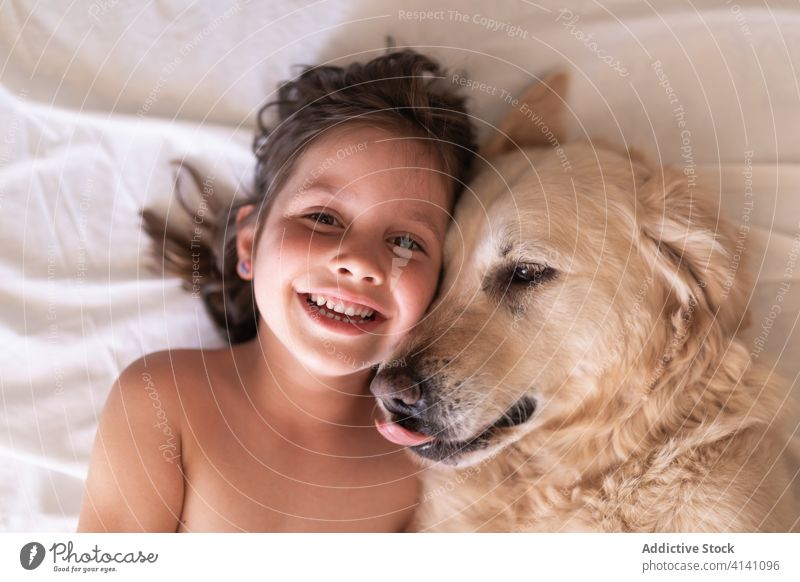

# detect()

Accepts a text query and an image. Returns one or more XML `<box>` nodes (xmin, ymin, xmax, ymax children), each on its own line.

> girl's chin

<box><xmin>292</xmin><ymin>338</ymin><xmax>384</xmax><ymax>377</ymax></box>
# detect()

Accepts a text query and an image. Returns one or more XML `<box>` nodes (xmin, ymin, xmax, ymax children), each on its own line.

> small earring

<box><xmin>238</xmin><ymin>259</ymin><xmax>251</xmax><ymax>278</ymax></box>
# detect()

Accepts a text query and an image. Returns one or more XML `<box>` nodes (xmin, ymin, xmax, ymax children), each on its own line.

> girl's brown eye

<box><xmin>391</xmin><ymin>233</ymin><xmax>423</xmax><ymax>252</ymax></box>
<box><xmin>305</xmin><ymin>212</ymin><xmax>338</xmax><ymax>226</ymax></box>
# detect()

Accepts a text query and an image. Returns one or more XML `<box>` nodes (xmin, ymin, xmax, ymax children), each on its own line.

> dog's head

<box><xmin>371</xmin><ymin>74</ymin><xmax>748</xmax><ymax>467</ymax></box>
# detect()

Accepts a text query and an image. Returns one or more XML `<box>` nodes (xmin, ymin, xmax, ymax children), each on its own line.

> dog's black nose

<box><xmin>370</xmin><ymin>364</ymin><xmax>425</xmax><ymax>417</ymax></box>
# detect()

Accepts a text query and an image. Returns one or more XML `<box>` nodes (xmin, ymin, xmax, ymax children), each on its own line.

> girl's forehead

<box><xmin>306</xmin><ymin>125</ymin><xmax>441</xmax><ymax>166</ymax></box>
<box><xmin>284</xmin><ymin>130</ymin><xmax>448</xmax><ymax>196</ymax></box>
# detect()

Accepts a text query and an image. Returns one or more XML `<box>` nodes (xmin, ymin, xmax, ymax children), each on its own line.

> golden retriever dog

<box><xmin>370</xmin><ymin>74</ymin><xmax>799</xmax><ymax>532</ymax></box>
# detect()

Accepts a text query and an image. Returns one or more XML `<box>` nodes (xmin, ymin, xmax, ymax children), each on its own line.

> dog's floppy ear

<box><xmin>637</xmin><ymin>168</ymin><xmax>747</xmax><ymax>341</ymax></box>
<box><xmin>479</xmin><ymin>73</ymin><xmax>569</xmax><ymax>160</ymax></box>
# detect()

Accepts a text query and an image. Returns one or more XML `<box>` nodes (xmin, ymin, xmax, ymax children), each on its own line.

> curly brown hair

<box><xmin>141</xmin><ymin>49</ymin><xmax>477</xmax><ymax>344</ymax></box>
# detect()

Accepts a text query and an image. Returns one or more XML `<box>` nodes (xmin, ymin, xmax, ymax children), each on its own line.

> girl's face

<box><xmin>237</xmin><ymin>125</ymin><xmax>453</xmax><ymax>377</ymax></box>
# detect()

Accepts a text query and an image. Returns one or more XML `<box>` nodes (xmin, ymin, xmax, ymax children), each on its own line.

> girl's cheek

<box><xmin>401</xmin><ymin>266</ymin><xmax>439</xmax><ymax>319</ymax></box>
<box><xmin>422</xmin><ymin>254</ymin><xmax>443</xmax><ymax>290</ymax></box>
<box><xmin>277</xmin><ymin>225</ymin><xmax>324</xmax><ymax>258</ymax></box>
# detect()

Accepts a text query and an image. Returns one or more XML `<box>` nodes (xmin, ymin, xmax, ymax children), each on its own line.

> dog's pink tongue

<box><xmin>374</xmin><ymin>418</ymin><xmax>433</xmax><ymax>447</ymax></box>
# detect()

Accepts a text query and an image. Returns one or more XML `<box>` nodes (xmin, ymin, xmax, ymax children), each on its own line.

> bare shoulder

<box><xmin>111</xmin><ymin>350</ymin><xmax>192</xmax><ymax>429</ymax></box>
<box><xmin>133</xmin><ymin>348</ymin><xmax>209</xmax><ymax>386</ymax></box>
<box><xmin>77</xmin><ymin>349</ymin><xmax>209</xmax><ymax>532</ymax></box>
<box><xmin>132</xmin><ymin>345</ymin><xmax>231</xmax><ymax>397</ymax></box>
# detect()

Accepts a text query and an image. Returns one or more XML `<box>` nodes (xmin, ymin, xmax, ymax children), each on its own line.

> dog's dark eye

<box><xmin>482</xmin><ymin>261</ymin><xmax>557</xmax><ymax>309</ymax></box>
<box><xmin>511</xmin><ymin>263</ymin><xmax>556</xmax><ymax>286</ymax></box>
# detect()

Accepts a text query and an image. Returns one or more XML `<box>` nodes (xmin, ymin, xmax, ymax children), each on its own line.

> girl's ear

<box><xmin>235</xmin><ymin>204</ymin><xmax>257</xmax><ymax>269</ymax></box>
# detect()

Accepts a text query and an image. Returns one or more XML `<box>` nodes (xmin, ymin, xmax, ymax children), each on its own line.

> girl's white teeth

<box><xmin>309</xmin><ymin>293</ymin><xmax>375</xmax><ymax>318</ymax></box>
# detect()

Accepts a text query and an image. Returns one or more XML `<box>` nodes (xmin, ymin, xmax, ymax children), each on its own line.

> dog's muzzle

<box><xmin>370</xmin><ymin>361</ymin><xmax>538</xmax><ymax>464</ymax></box>
<box><xmin>370</xmin><ymin>363</ymin><xmax>427</xmax><ymax>419</ymax></box>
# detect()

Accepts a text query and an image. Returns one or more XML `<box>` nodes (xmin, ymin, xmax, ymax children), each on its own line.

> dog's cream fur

<box><xmin>384</xmin><ymin>75</ymin><xmax>799</xmax><ymax>532</ymax></box>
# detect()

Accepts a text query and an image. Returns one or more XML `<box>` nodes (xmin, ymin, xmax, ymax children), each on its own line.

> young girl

<box><xmin>77</xmin><ymin>49</ymin><xmax>476</xmax><ymax>532</ymax></box>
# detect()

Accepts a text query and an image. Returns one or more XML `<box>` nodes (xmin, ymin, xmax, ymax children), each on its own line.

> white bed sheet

<box><xmin>1</xmin><ymin>0</ymin><xmax>798</xmax><ymax>531</ymax></box>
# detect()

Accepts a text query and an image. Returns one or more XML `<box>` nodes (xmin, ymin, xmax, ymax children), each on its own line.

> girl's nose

<box><xmin>329</xmin><ymin>239</ymin><xmax>387</xmax><ymax>286</ymax></box>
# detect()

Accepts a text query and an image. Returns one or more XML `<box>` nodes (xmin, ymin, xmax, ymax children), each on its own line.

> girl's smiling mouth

<box><xmin>296</xmin><ymin>292</ymin><xmax>387</xmax><ymax>335</ymax></box>
<box><xmin>307</xmin><ymin>292</ymin><xmax>379</xmax><ymax>320</ymax></box>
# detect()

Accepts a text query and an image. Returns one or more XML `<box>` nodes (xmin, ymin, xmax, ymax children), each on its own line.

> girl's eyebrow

<box><xmin>294</xmin><ymin>179</ymin><xmax>338</xmax><ymax>198</ymax></box>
